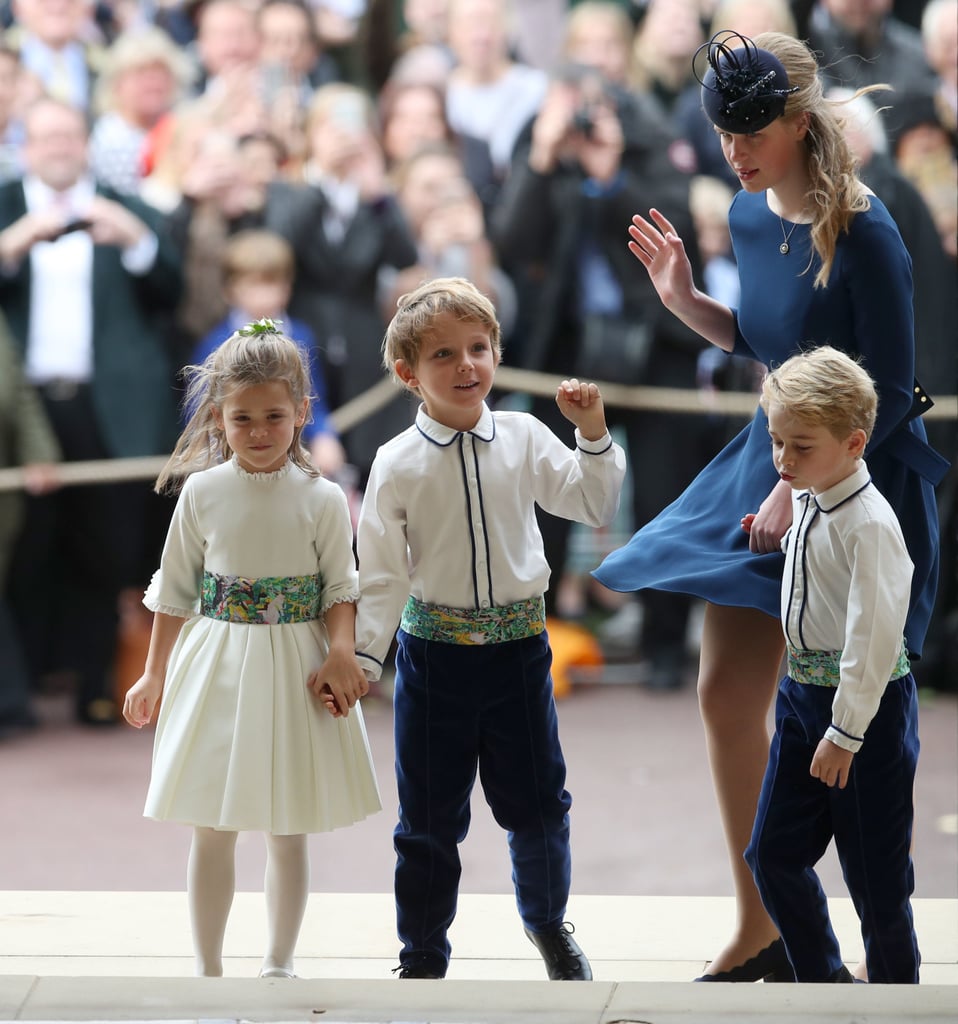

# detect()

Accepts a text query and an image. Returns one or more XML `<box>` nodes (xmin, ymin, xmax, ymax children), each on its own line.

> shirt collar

<box><xmin>806</xmin><ymin>460</ymin><xmax>871</xmax><ymax>513</ymax></box>
<box><xmin>415</xmin><ymin>402</ymin><xmax>496</xmax><ymax>447</ymax></box>
<box><xmin>24</xmin><ymin>173</ymin><xmax>95</xmax><ymax>216</ymax></box>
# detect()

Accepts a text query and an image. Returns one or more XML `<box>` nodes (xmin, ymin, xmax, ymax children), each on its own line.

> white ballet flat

<box><xmin>258</xmin><ymin>967</ymin><xmax>296</xmax><ymax>979</ymax></box>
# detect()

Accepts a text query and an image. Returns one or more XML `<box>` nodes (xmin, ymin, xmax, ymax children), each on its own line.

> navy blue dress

<box><xmin>594</xmin><ymin>189</ymin><xmax>948</xmax><ymax>658</ymax></box>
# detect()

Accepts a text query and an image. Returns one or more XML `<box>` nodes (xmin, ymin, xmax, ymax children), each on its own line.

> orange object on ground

<box><xmin>545</xmin><ymin>617</ymin><xmax>604</xmax><ymax>699</ymax></box>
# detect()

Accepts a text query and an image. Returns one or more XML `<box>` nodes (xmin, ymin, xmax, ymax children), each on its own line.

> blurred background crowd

<box><xmin>0</xmin><ymin>0</ymin><xmax>954</xmax><ymax>736</ymax></box>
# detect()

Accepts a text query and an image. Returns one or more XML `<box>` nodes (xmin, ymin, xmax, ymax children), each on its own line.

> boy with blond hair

<box><xmin>746</xmin><ymin>346</ymin><xmax>920</xmax><ymax>984</ymax></box>
<box><xmin>353</xmin><ymin>277</ymin><xmax>625</xmax><ymax>981</ymax></box>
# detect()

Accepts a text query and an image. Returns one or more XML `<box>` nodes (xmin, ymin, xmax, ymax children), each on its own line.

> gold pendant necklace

<box><xmin>778</xmin><ymin>216</ymin><xmax>799</xmax><ymax>255</ymax></box>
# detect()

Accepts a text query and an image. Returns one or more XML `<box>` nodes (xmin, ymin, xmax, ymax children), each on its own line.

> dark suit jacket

<box><xmin>0</xmin><ymin>181</ymin><xmax>183</xmax><ymax>458</ymax></box>
<box><xmin>261</xmin><ymin>180</ymin><xmax>418</xmax><ymax>474</ymax></box>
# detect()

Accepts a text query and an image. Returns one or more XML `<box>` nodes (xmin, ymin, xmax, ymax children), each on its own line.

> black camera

<box><xmin>52</xmin><ymin>218</ymin><xmax>92</xmax><ymax>240</ymax></box>
<box><xmin>572</xmin><ymin>105</ymin><xmax>596</xmax><ymax>138</ymax></box>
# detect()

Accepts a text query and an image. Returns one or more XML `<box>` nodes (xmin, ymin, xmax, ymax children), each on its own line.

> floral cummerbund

<box><xmin>201</xmin><ymin>571</ymin><xmax>321</xmax><ymax>625</ymax></box>
<box><xmin>400</xmin><ymin>595</ymin><xmax>546</xmax><ymax>646</ymax></box>
<box><xmin>787</xmin><ymin>642</ymin><xmax>910</xmax><ymax>688</ymax></box>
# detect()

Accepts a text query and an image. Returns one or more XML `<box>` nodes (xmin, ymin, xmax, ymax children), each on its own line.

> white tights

<box><xmin>187</xmin><ymin>827</ymin><xmax>309</xmax><ymax>977</ymax></box>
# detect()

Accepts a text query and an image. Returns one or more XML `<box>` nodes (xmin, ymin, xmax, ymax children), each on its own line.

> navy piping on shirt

<box><xmin>813</xmin><ymin>477</ymin><xmax>873</xmax><ymax>514</ymax></box>
<box><xmin>470</xmin><ymin>441</ymin><xmax>495</xmax><ymax>606</ymax></box>
<box><xmin>786</xmin><ymin>478</ymin><xmax>874</xmax><ymax>652</ymax></box>
<box><xmin>457</xmin><ymin>437</ymin><xmax>482</xmax><ymax>609</ymax></box>
<box><xmin>830</xmin><ymin>722</ymin><xmax>865</xmax><ymax>743</ymax></box>
<box><xmin>414</xmin><ymin>414</ymin><xmax>498</xmax><ymax>610</ymax></box>
<box><xmin>785</xmin><ymin>494</ymin><xmax>817</xmax><ymax>651</ymax></box>
<box><xmin>577</xmin><ymin>437</ymin><xmax>613</xmax><ymax>455</ymax></box>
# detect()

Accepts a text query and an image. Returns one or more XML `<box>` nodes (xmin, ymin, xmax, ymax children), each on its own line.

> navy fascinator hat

<box><xmin>695</xmin><ymin>31</ymin><xmax>798</xmax><ymax>133</ymax></box>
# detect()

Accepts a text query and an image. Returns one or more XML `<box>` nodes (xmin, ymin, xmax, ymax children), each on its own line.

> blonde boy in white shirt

<box><xmin>745</xmin><ymin>346</ymin><xmax>920</xmax><ymax>984</ymax></box>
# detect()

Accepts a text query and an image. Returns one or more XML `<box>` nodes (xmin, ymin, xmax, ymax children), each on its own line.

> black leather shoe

<box><xmin>393</xmin><ymin>963</ymin><xmax>443</xmax><ymax>979</ymax></box>
<box><xmin>694</xmin><ymin>938</ymin><xmax>795</xmax><ymax>982</ymax></box>
<box><xmin>828</xmin><ymin>964</ymin><xmax>855</xmax><ymax>983</ymax></box>
<box><xmin>525</xmin><ymin>922</ymin><xmax>592</xmax><ymax>980</ymax></box>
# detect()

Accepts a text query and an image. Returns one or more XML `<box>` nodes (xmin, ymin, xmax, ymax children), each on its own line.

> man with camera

<box><xmin>491</xmin><ymin>62</ymin><xmax>709</xmax><ymax>690</ymax></box>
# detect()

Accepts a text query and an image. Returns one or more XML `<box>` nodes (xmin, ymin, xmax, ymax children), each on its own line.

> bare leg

<box><xmin>697</xmin><ymin>603</ymin><xmax>785</xmax><ymax>976</ymax></box>
<box><xmin>187</xmin><ymin>826</ymin><xmax>238</xmax><ymax>977</ymax></box>
<box><xmin>261</xmin><ymin>833</ymin><xmax>310</xmax><ymax>977</ymax></box>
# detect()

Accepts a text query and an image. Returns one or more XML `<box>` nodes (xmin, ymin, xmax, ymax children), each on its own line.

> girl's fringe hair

<box><xmin>155</xmin><ymin>323</ymin><xmax>318</xmax><ymax>494</ymax></box>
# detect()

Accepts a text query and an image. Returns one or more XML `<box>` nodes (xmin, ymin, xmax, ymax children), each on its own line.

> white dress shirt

<box><xmin>23</xmin><ymin>174</ymin><xmax>95</xmax><ymax>383</ymax></box>
<box><xmin>781</xmin><ymin>460</ymin><xmax>914</xmax><ymax>752</ymax></box>
<box><xmin>355</xmin><ymin>402</ymin><xmax>626</xmax><ymax>678</ymax></box>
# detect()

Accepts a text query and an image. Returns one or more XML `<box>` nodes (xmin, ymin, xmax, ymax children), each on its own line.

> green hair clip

<box><xmin>238</xmin><ymin>317</ymin><xmax>284</xmax><ymax>337</ymax></box>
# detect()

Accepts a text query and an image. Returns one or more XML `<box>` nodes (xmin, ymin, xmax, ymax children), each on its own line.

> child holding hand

<box><xmin>353</xmin><ymin>277</ymin><xmax>625</xmax><ymax>981</ymax></box>
<box><xmin>123</xmin><ymin>321</ymin><xmax>380</xmax><ymax>979</ymax></box>
<box><xmin>745</xmin><ymin>346</ymin><xmax>920</xmax><ymax>983</ymax></box>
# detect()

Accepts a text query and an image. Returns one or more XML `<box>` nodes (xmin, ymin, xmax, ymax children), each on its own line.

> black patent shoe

<box><xmin>695</xmin><ymin>938</ymin><xmax>795</xmax><ymax>983</ymax></box>
<box><xmin>525</xmin><ymin>922</ymin><xmax>593</xmax><ymax>980</ymax></box>
<box><xmin>393</xmin><ymin>962</ymin><xmax>443</xmax><ymax>979</ymax></box>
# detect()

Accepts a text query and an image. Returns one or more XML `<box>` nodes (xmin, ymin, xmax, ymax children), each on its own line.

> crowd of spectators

<box><xmin>0</xmin><ymin>0</ymin><xmax>954</xmax><ymax>735</ymax></box>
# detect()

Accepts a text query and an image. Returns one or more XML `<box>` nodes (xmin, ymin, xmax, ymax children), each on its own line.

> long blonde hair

<box><xmin>755</xmin><ymin>32</ymin><xmax>883</xmax><ymax>288</ymax></box>
<box><xmin>156</xmin><ymin>325</ymin><xmax>317</xmax><ymax>494</ymax></box>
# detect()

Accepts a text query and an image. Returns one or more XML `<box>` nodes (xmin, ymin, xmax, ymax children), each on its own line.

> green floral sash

<box><xmin>201</xmin><ymin>571</ymin><xmax>321</xmax><ymax>624</ymax></box>
<box><xmin>400</xmin><ymin>595</ymin><xmax>546</xmax><ymax>646</ymax></box>
<box><xmin>787</xmin><ymin>643</ymin><xmax>910</xmax><ymax>688</ymax></box>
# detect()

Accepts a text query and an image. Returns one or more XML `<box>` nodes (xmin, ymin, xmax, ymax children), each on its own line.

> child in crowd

<box><xmin>123</xmin><ymin>323</ymin><xmax>380</xmax><ymax>978</ymax></box>
<box><xmin>352</xmin><ymin>277</ymin><xmax>625</xmax><ymax>980</ymax></box>
<box><xmin>745</xmin><ymin>346</ymin><xmax>920</xmax><ymax>983</ymax></box>
<box><xmin>193</xmin><ymin>228</ymin><xmax>347</xmax><ymax>477</ymax></box>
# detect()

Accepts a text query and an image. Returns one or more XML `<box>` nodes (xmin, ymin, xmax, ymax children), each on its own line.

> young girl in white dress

<box><xmin>123</xmin><ymin>320</ymin><xmax>381</xmax><ymax>978</ymax></box>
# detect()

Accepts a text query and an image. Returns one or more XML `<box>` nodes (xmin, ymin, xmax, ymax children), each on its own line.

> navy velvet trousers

<box><xmin>746</xmin><ymin>674</ymin><xmax>920</xmax><ymax>983</ymax></box>
<box><xmin>392</xmin><ymin>628</ymin><xmax>572</xmax><ymax>975</ymax></box>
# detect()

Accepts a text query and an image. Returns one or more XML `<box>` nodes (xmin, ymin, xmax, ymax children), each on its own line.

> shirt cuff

<box><xmin>824</xmin><ymin>724</ymin><xmax>864</xmax><ymax>754</ymax></box>
<box><xmin>356</xmin><ymin>651</ymin><xmax>383</xmax><ymax>682</ymax></box>
<box><xmin>575</xmin><ymin>429</ymin><xmax>614</xmax><ymax>454</ymax></box>
<box><xmin>121</xmin><ymin>230</ymin><xmax>158</xmax><ymax>275</ymax></box>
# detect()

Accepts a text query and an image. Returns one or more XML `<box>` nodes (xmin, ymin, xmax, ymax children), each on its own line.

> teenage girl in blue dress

<box><xmin>595</xmin><ymin>31</ymin><xmax>947</xmax><ymax>982</ymax></box>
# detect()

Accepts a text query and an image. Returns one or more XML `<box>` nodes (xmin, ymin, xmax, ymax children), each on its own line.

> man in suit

<box><xmin>261</xmin><ymin>83</ymin><xmax>419</xmax><ymax>482</ymax></box>
<box><xmin>0</xmin><ymin>96</ymin><xmax>181</xmax><ymax>724</ymax></box>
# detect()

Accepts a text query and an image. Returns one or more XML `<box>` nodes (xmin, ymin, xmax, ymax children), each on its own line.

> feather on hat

<box><xmin>696</xmin><ymin>31</ymin><xmax>798</xmax><ymax>133</ymax></box>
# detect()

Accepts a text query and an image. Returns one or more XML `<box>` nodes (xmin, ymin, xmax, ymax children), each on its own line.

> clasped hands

<box><xmin>0</xmin><ymin>195</ymin><xmax>149</xmax><ymax>265</ymax></box>
<box><xmin>308</xmin><ymin>646</ymin><xmax>369</xmax><ymax>719</ymax></box>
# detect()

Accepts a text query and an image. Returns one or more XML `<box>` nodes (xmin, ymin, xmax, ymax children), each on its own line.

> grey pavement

<box><xmin>1</xmin><ymin>672</ymin><xmax>956</xmax><ymax>1024</ymax></box>
<box><xmin>1</xmin><ymin>670</ymin><xmax>955</xmax><ymax>901</ymax></box>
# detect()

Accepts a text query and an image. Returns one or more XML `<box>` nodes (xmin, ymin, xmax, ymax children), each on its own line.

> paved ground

<box><xmin>1</xmin><ymin>668</ymin><xmax>955</xmax><ymax>900</ymax></box>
